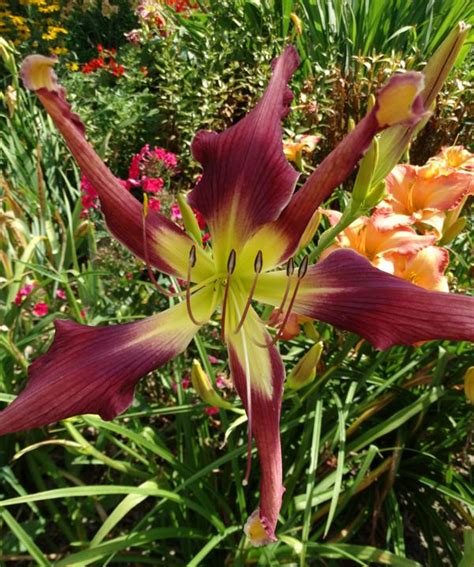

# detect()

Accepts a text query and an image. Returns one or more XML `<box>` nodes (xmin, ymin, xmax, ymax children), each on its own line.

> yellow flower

<box><xmin>39</xmin><ymin>4</ymin><xmax>61</xmax><ymax>13</ymax></box>
<box><xmin>50</xmin><ymin>46</ymin><xmax>68</xmax><ymax>55</ymax></box>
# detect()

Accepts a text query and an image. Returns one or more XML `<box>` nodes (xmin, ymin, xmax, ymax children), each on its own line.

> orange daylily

<box><xmin>283</xmin><ymin>134</ymin><xmax>321</xmax><ymax>164</ymax></box>
<box><xmin>320</xmin><ymin>208</ymin><xmax>435</xmax><ymax>274</ymax></box>
<box><xmin>382</xmin><ymin>146</ymin><xmax>473</xmax><ymax>237</ymax></box>
<box><xmin>390</xmin><ymin>245</ymin><xmax>449</xmax><ymax>292</ymax></box>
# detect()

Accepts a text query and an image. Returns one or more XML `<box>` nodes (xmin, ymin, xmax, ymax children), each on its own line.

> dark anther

<box><xmin>227</xmin><ymin>248</ymin><xmax>237</xmax><ymax>274</ymax></box>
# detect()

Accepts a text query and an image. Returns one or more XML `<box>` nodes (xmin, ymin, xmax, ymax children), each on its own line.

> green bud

<box><xmin>191</xmin><ymin>359</ymin><xmax>234</xmax><ymax>410</ymax></box>
<box><xmin>177</xmin><ymin>193</ymin><xmax>203</xmax><ymax>245</ymax></box>
<box><xmin>439</xmin><ymin>216</ymin><xmax>466</xmax><ymax>246</ymax></box>
<box><xmin>287</xmin><ymin>342</ymin><xmax>324</xmax><ymax>390</ymax></box>
<box><xmin>352</xmin><ymin>138</ymin><xmax>379</xmax><ymax>206</ymax></box>
<box><xmin>364</xmin><ymin>180</ymin><xmax>386</xmax><ymax>209</ymax></box>
<box><xmin>374</xmin><ymin>22</ymin><xmax>470</xmax><ymax>185</ymax></box>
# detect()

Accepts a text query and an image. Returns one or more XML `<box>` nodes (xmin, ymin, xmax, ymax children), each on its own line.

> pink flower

<box><xmin>80</xmin><ymin>175</ymin><xmax>99</xmax><ymax>215</ymax></box>
<box><xmin>204</xmin><ymin>406</ymin><xmax>219</xmax><ymax>416</ymax></box>
<box><xmin>170</xmin><ymin>203</ymin><xmax>182</xmax><ymax>222</ymax></box>
<box><xmin>172</xmin><ymin>376</ymin><xmax>191</xmax><ymax>392</ymax></box>
<box><xmin>215</xmin><ymin>374</ymin><xmax>230</xmax><ymax>389</ymax></box>
<box><xmin>153</xmin><ymin>148</ymin><xmax>178</xmax><ymax>168</ymax></box>
<box><xmin>32</xmin><ymin>302</ymin><xmax>48</xmax><ymax>317</ymax></box>
<box><xmin>56</xmin><ymin>289</ymin><xmax>67</xmax><ymax>300</ymax></box>
<box><xmin>148</xmin><ymin>198</ymin><xmax>161</xmax><ymax>212</ymax></box>
<box><xmin>208</xmin><ymin>354</ymin><xmax>219</xmax><ymax>364</ymax></box>
<box><xmin>14</xmin><ymin>283</ymin><xmax>35</xmax><ymax>305</ymax></box>
<box><xmin>142</xmin><ymin>177</ymin><xmax>164</xmax><ymax>193</ymax></box>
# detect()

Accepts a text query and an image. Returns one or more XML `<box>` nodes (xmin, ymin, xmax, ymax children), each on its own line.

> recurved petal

<box><xmin>20</xmin><ymin>55</ymin><xmax>213</xmax><ymax>280</ymax></box>
<box><xmin>0</xmin><ymin>288</ymin><xmax>214</xmax><ymax>435</ymax></box>
<box><xmin>255</xmin><ymin>249</ymin><xmax>473</xmax><ymax>350</ymax></box>
<box><xmin>187</xmin><ymin>47</ymin><xmax>300</xmax><ymax>268</ymax></box>
<box><xmin>226</xmin><ymin>303</ymin><xmax>285</xmax><ymax>545</ymax></box>
<box><xmin>252</xmin><ymin>72</ymin><xmax>426</xmax><ymax>265</ymax></box>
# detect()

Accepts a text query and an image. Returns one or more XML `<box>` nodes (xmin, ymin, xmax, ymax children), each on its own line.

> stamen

<box><xmin>142</xmin><ymin>195</ymin><xmax>177</xmax><ymax>298</ymax></box>
<box><xmin>276</xmin><ymin>257</ymin><xmax>295</xmax><ymax>315</ymax></box>
<box><xmin>185</xmin><ymin>244</ymin><xmax>206</xmax><ymax>326</ymax></box>
<box><xmin>234</xmin><ymin>250</ymin><xmax>263</xmax><ymax>334</ymax></box>
<box><xmin>270</xmin><ymin>254</ymin><xmax>309</xmax><ymax>346</ymax></box>
<box><xmin>221</xmin><ymin>249</ymin><xmax>236</xmax><ymax>341</ymax></box>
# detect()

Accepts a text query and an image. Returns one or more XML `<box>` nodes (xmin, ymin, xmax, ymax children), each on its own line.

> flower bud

<box><xmin>464</xmin><ymin>366</ymin><xmax>474</xmax><ymax>405</ymax></box>
<box><xmin>191</xmin><ymin>359</ymin><xmax>233</xmax><ymax>410</ymax></box>
<box><xmin>352</xmin><ymin>138</ymin><xmax>379</xmax><ymax>206</ymax></box>
<box><xmin>286</xmin><ymin>341</ymin><xmax>323</xmax><ymax>390</ymax></box>
<box><xmin>374</xmin><ymin>22</ymin><xmax>470</xmax><ymax>185</ymax></box>
<box><xmin>177</xmin><ymin>193</ymin><xmax>203</xmax><ymax>245</ymax></box>
<box><xmin>290</xmin><ymin>13</ymin><xmax>303</xmax><ymax>36</ymax></box>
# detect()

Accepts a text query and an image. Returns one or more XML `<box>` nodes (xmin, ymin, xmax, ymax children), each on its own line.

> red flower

<box><xmin>32</xmin><ymin>302</ymin><xmax>49</xmax><ymax>317</ymax></box>
<box><xmin>142</xmin><ymin>177</ymin><xmax>164</xmax><ymax>193</ymax></box>
<box><xmin>204</xmin><ymin>406</ymin><xmax>219</xmax><ymax>416</ymax></box>
<box><xmin>148</xmin><ymin>198</ymin><xmax>161</xmax><ymax>212</ymax></box>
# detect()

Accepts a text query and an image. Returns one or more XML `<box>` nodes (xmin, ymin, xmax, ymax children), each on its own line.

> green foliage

<box><xmin>1</xmin><ymin>2</ymin><xmax>473</xmax><ymax>565</ymax></box>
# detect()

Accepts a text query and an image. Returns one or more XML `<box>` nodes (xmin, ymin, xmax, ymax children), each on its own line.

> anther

<box><xmin>271</xmin><ymin>255</ymin><xmax>309</xmax><ymax>346</ymax></box>
<box><xmin>227</xmin><ymin>248</ymin><xmax>237</xmax><ymax>274</ymax></box>
<box><xmin>142</xmin><ymin>196</ymin><xmax>176</xmax><ymax>298</ymax></box>
<box><xmin>298</xmin><ymin>254</ymin><xmax>309</xmax><ymax>279</ymax></box>
<box><xmin>221</xmin><ymin>249</ymin><xmax>237</xmax><ymax>340</ymax></box>
<box><xmin>286</xmin><ymin>257</ymin><xmax>295</xmax><ymax>277</ymax></box>
<box><xmin>185</xmin><ymin>244</ymin><xmax>206</xmax><ymax>326</ymax></box>
<box><xmin>234</xmin><ymin>250</ymin><xmax>263</xmax><ymax>334</ymax></box>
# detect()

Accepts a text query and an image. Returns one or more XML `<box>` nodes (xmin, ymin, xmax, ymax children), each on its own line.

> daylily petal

<box><xmin>188</xmin><ymin>46</ymin><xmax>300</xmax><ymax>268</ymax></box>
<box><xmin>390</xmin><ymin>246</ymin><xmax>450</xmax><ymax>292</ymax></box>
<box><xmin>320</xmin><ymin>209</ymin><xmax>435</xmax><ymax>262</ymax></box>
<box><xmin>20</xmin><ymin>55</ymin><xmax>213</xmax><ymax>280</ymax></box>
<box><xmin>245</xmin><ymin>72</ymin><xmax>426</xmax><ymax>267</ymax></box>
<box><xmin>0</xmin><ymin>288</ymin><xmax>215</xmax><ymax>435</ymax></box>
<box><xmin>386</xmin><ymin>164</ymin><xmax>474</xmax><ymax>213</ymax></box>
<box><xmin>226</xmin><ymin>300</ymin><xmax>284</xmax><ymax>545</ymax></box>
<box><xmin>255</xmin><ymin>249</ymin><xmax>473</xmax><ymax>350</ymax></box>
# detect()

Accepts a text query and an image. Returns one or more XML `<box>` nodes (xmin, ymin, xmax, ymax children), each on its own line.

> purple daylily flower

<box><xmin>1</xmin><ymin>48</ymin><xmax>473</xmax><ymax>546</ymax></box>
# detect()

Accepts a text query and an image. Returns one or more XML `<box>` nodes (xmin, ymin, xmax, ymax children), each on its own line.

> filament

<box><xmin>234</xmin><ymin>250</ymin><xmax>263</xmax><ymax>334</ymax></box>
<box><xmin>220</xmin><ymin>249</ymin><xmax>237</xmax><ymax>341</ymax></box>
<box><xmin>185</xmin><ymin>244</ymin><xmax>207</xmax><ymax>326</ymax></box>
<box><xmin>276</xmin><ymin>257</ymin><xmax>295</xmax><ymax>314</ymax></box>
<box><xmin>270</xmin><ymin>255</ymin><xmax>309</xmax><ymax>346</ymax></box>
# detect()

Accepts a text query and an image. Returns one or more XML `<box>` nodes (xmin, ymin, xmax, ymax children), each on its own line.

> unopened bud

<box><xmin>177</xmin><ymin>193</ymin><xmax>203</xmax><ymax>245</ymax></box>
<box><xmin>287</xmin><ymin>341</ymin><xmax>323</xmax><ymax>390</ymax></box>
<box><xmin>290</xmin><ymin>13</ymin><xmax>303</xmax><ymax>36</ymax></box>
<box><xmin>191</xmin><ymin>359</ymin><xmax>233</xmax><ymax>410</ymax></box>
<box><xmin>440</xmin><ymin>216</ymin><xmax>466</xmax><ymax>246</ymax></box>
<box><xmin>364</xmin><ymin>180</ymin><xmax>386</xmax><ymax>209</ymax></box>
<box><xmin>352</xmin><ymin>138</ymin><xmax>379</xmax><ymax>206</ymax></box>
<box><xmin>464</xmin><ymin>367</ymin><xmax>474</xmax><ymax>405</ymax></box>
<box><xmin>373</xmin><ymin>22</ymin><xmax>470</xmax><ymax>185</ymax></box>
